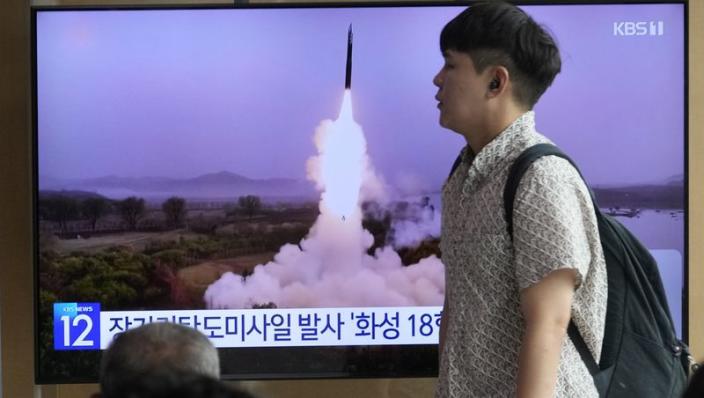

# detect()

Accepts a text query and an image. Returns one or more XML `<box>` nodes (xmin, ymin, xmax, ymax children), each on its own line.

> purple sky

<box><xmin>36</xmin><ymin>4</ymin><xmax>684</xmax><ymax>188</ymax></box>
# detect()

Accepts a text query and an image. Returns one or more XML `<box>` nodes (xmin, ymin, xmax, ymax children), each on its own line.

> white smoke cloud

<box><xmin>204</xmin><ymin>91</ymin><xmax>444</xmax><ymax>309</ymax></box>
<box><xmin>389</xmin><ymin>200</ymin><xmax>441</xmax><ymax>249</ymax></box>
<box><xmin>394</xmin><ymin>172</ymin><xmax>431</xmax><ymax>198</ymax></box>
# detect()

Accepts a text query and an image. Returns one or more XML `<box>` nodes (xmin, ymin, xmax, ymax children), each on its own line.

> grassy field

<box><xmin>51</xmin><ymin>229</ymin><xmax>206</xmax><ymax>255</ymax></box>
<box><xmin>176</xmin><ymin>252</ymin><xmax>277</xmax><ymax>306</ymax></box>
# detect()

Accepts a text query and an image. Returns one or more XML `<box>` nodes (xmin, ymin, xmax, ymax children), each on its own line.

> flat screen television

<box><xmin>33</xmin><ymin>1</ymin><xmax>687</xmax><ymax>384</ymax></box>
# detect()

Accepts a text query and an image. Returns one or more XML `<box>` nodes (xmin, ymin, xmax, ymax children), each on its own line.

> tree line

<box><xmin>38</xmin><ymin>194</ymin><xmax>262</xmax><ymax>233</ymax></box>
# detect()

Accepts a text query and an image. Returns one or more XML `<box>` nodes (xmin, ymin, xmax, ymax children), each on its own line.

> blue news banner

<box><xmin>53</xmin><ymin>304</ymin><xmax>442</xmax><ymax>350</ymax></box>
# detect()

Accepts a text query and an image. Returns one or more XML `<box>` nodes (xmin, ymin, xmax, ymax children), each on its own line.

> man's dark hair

<box><xmin>440</xmin><ymin>1</ymin><xmax>561</xmax><ymax>108</ymax></box>
<box><xmin>100</xmin><ymin>322</ymin><xmax>220</xmax><ymax>398</ymax></box>
<box><xmin>107</xmin><ymin>370</ymin><xmax>256</xmax><ymax>398</ymax></box>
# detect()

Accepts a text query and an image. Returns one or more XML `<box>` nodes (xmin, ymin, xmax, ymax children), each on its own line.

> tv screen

<box><xmin>33</xmin><ymin>1</ymin><xmax>686</xmax><ymax>383</ymax></box>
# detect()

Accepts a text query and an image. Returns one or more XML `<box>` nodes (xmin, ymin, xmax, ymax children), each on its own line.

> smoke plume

<box><xmin>204</xmin><ymin>91</ymin><xmax>444</xmax><ymax>309</ymax></box>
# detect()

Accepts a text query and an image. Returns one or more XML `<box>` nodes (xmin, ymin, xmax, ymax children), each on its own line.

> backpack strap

<box><xmin>503</xmin><ymin>143</ymin><xmax>600</xmax><ymax>376</ymax></box>
<box><xmin>447</xmin><ymin>151</ymin><xmax>464</xmax><ymax>180</ymax></box>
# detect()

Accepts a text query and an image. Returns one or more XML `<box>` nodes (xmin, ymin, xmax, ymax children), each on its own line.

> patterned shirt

<box><xmin>435</xmin><ymin>112</ymin><xmax>608</xmax><ymax>398</ymax></box>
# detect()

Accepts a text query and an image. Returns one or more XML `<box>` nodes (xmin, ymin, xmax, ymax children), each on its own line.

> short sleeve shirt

<box><xmin>435</xmin><ymin>111</ymin><xmax>608</xmax><ymax>398</ymax></box>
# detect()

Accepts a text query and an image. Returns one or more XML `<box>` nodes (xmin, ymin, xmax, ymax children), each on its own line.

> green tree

<box><xmin>42</xmin><ymin>249</ymin><xmax>154</xmax><ymax>310</ymax></box>
<box><xmin>118</xmin><ymin>196</ymin><xmax>145</xmax><ymax>230</ymax></box>
<box><xmin>40</xmin><ymin>196</ymin><xmax>80</xmax><ymax>231</ymax></box>
<box><xmin>152</xmin><ymin>249</ymin><xmax>188</xmax><ymax>269</ymax></box>
<box><xmin>37</xmin><ymin>248</ymin><xmax>167</xmax><ymax>381</ymax></box>
<box><xmin>161</xmin><ymin>196</ymin><xmax>186</xmax><ymax>228</ymax></box>
<box><xmin>238</xmin><ymin>195</ymin><xmax>262</xmax><ymax>220</ymax></box>
<box><xmin>82</xmin><ymin>197</ymin><xmax>110</xmax><ymax>231</ymax></box>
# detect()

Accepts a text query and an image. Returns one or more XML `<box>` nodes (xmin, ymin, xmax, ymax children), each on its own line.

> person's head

<box><xmin>103</xmin><ymin>369</ymin><xmax>255</xmax><ymax>398</ymax></box>
<box><xmin>99</xmin><ymin>322</ymin><xmax>220</xmax><ymax>398</ymax></box>
<box><xmin>433</xmin><ymin>1</ymin><xmax>561</xmax><ymax>140</ymax></box>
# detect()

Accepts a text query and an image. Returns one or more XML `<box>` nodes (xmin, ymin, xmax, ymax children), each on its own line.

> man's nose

<box><xmin>433</xmin><ymin>71</ymin><xmax>443</xmax><ymax>87</ymax></box>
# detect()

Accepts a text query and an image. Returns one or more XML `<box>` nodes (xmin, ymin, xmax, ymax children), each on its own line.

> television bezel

<box><xmin>31</xmin><ymin>0</ymin><xmax>689</xmax><ymax>384</ymax></box>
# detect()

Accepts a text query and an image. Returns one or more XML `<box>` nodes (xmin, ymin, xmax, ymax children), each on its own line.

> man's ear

<box><xmin>486</xmin><ymin>66</ymin><xmax>510</xmax><ymax>97</ymax></box>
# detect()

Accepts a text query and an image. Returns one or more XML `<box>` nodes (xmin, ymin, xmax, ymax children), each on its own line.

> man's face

<box><xmin>433</xmin><ymin>50</ymin><xmax>489</xmax><ymax>135</ymax></box>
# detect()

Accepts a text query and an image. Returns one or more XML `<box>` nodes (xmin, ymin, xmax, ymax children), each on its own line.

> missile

<box><xmin>345</xmin><ymin>24</ymin><xmax>353</xmax><ymax>89</ymax></box>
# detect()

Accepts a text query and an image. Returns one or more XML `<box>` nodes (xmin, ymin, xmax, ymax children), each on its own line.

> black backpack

<box><xmin>501</xmin><ymin>143</ymin><xmax>691</xmax><ymax>397</ymax></box>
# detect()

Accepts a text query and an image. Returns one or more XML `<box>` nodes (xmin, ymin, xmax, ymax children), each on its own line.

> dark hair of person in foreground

<box><xmin>99</xmin><ymin>322</ymin><xmax>221</xmax><ymax>398</ymax></box>
<box><xmin>104</xmin><ymin>370</ymin><xmax>255</xmax><ymax>398</ymax></box>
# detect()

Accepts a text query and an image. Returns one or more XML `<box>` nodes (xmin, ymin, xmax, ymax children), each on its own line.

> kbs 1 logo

<box><xmin>53</xmin><ymin>302</ymin><xmax>101</xmax><ymax>350</ymax></box>
<box><xmin>613</xmin><ymin>21</ymin><xmax>664</xmax><ymax>36</ymax></box>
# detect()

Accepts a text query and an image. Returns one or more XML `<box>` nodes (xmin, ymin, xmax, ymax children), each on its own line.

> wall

<box><xmin>1</xmin><ymin>0</ymin><xmax>35</xmax><ymax>397</ymax></box>
<box><xmin>688</xmin><ymin>0</ymin><xmax>703</xmax><ymax>359</ymax></box>
<box><xmin>1</xmin><ymin>1</ymin><xmax>702</xmax><ymax>397</ymax></box>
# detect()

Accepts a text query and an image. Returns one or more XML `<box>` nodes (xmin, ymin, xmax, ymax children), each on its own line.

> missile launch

<box><xmin>345</xmin><ymin>24</ymin><xmax>353</xmax><ymax>89</ymax></box>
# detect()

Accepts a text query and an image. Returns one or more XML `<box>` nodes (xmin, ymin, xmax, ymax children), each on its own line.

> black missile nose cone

<box><xmin>345</xmin><ymin>25</ymin><xmax>353</xmax><ymax>89</ymax></box>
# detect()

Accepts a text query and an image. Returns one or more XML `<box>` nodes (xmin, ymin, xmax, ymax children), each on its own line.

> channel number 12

<box><xmin>60</xmin><ymin>314</ymin><xmax>94</xmax><ymax>347</ymax></box>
